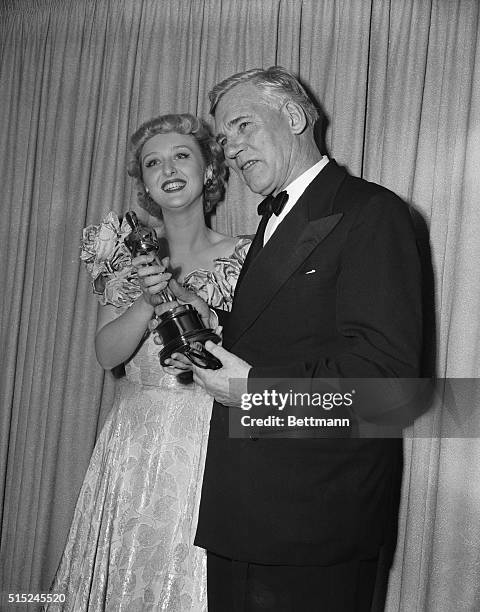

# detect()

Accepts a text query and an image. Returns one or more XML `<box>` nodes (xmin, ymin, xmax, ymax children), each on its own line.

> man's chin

<box><xmin>243</xmin><ymin>178</ymin><xmax>269</xmax><ymax>195</ymax></box>
<box><xmin>234</xmin><ymin>167</ymin><xmax>267</xmax><ymax>194</ymax></box>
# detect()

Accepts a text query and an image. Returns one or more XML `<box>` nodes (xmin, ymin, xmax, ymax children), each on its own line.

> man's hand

<box><xmin>191</xmin><ymin>341</ymin><xmax>251</xmax><ymax>407</ymax></box>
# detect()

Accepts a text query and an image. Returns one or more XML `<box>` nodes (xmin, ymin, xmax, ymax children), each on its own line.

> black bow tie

<box><xmin>257</xmin><ymin>191</ymin><xmax>289</xmax><ymax>217</ymax></box>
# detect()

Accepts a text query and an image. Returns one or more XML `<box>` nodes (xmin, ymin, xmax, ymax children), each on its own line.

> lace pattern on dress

<box><xmin>47</xmin><ymin>232</ymin><xmax>251</xmax><ymax>611</ymax></box>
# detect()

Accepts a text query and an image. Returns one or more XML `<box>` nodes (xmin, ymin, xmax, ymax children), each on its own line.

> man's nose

<box><xmin>224</xmin><ymin>137</ymin><xmax>244</xmax><ymax>160</ymax></box>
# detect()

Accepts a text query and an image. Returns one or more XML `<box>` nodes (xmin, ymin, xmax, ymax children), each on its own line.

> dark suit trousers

<box><xmin>207</xmin><ymin>552</ymin><xmax>378</xmax><ymax>612</ymax></box>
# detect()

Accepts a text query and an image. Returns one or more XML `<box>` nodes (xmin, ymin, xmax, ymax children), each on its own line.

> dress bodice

<box><xmin>125</xmin><ymin>238</ymin><xmax>250</xmax><ymax>387</ymax></box>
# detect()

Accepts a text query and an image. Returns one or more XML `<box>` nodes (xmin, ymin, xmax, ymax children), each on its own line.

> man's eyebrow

<box><xmin>216</xmin><ymin>114</ymin><xmax>252</xmax><ymax>144</ymax></box>
<box><xmin>226</xmin><ymin>114</ymin><xmax>252</xmax><ymax>129</ymax></box>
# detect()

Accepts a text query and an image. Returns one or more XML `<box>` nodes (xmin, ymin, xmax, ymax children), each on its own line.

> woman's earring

<box><xmin>204</xmin><ymin>166</ymin><xmax>214</xmax><ymax>189</ymax></box>
<box><xmin>145</xmin><ymin>186</ymin><xmax>150</xmax><ymax>194</ymax></box>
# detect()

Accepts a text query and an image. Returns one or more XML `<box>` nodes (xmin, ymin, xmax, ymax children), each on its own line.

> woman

<box><xmin>48</xmin><ymin>114</ymin><xmax>250</xmax><ymax>611</ymax></box>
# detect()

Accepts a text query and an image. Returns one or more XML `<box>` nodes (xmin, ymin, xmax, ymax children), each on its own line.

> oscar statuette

<box><xmin>124</xmin><ymin>211</ymin><xmax>222</xmax><ymax>369</ymax></box>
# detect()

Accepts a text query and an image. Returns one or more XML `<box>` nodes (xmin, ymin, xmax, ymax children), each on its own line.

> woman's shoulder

<box><xmin>208</xmin><ymin>231</ymin><xmax>251</xmax><ymax>261</ymax></box>
<box><xmin>207</xmin><ymin>232</ymin><xmax>238</xmax><ymax>257</ymax></box>
<box><xmin>232</xmin><ymin>235</ymin><xmax>252</xmax><ymax>258</ymax></box>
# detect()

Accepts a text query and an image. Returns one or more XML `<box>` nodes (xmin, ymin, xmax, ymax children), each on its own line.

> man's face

<box><xmin>214</xmin><ymin>82</ymin><xmax>296</xmax><ymax>195</ymax></box>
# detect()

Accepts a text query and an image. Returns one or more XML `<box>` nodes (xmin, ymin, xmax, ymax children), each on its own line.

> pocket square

<box><xmin>305</xmin><ymin>269</ymin><xmax>316</xmax><ymax>275</ymax></box>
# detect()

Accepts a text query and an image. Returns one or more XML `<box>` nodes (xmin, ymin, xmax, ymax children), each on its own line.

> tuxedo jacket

<box><xmin>195</xmin><ymin>160</ymin><xmax>422</xmax><ymax>566</ymax></box>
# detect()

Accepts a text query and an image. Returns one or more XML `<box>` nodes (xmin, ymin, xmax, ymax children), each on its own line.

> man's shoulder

<box><xmin>339</xmin><ymin>167</ymin><xmax>398</xmax><ymax>200</ymax></box>
<box><xmin>334</xmin><ymin>167</ymin><xmax>411</xmax><ymax>221</ymax></box>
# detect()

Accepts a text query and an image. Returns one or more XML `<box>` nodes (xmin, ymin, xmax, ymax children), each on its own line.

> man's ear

<box><xmin>282</xmin><ymin>100</ymin><xmax>308</xmax><ymax>135</ymax></box>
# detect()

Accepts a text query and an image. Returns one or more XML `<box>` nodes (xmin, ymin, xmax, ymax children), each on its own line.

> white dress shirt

<box><xmin>263</xmin><ymin>156</ymin><xmax>330</xmax><ymax>245</ymax></box>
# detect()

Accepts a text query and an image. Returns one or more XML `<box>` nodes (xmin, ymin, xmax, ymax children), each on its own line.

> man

<box><xmin>164</xmin><ymin>66</ymin><xmax>422</xmax><ymax>611</ymax></box>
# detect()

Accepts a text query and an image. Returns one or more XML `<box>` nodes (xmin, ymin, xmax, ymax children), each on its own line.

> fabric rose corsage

<box><xmin>182</xmin><ymin>238</ymin><xmax>251</xmax><ymax>312</ymax></box>
<box><xmin>80</xmin><ymin>211</ymin><xmax>142</xmax><ymax>307</ymax></box>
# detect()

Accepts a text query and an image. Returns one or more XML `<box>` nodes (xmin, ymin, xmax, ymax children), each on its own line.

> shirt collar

<box><xmin>283</xmin><ymin>156</ymin><xmax>329</xmax><ymax>205</ymax></box>
<box><xmin>263</xmin><ymin>156</ymin><xmax>329</xmax><ymax>245</ymax></box>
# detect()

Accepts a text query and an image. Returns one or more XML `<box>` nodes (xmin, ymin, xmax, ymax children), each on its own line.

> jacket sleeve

<box><xmin>213</xmin><ymin>307</ymin><xmax>230</xmax><ymax>328</ymax></box>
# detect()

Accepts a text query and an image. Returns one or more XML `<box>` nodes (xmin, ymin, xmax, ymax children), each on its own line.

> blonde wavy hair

<box><xmin>128</xmin><ymin>113</ymin><xmax>227</xmax><ymax>216</ymax></box>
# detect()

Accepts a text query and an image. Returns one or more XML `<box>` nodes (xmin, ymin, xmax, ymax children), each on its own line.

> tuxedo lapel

<box><xmin>233</xmin><ymin>213</ymin><xmax>268</xmax><ymax>291</ymax></box>
<box><xmin>227</xmin><ymin>160</ymin><xmax>347</xmax><ymax>349</ymax></box>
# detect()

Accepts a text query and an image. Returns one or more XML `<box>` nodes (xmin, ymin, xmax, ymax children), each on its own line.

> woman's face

<box><xmin>141</xmin><ymin>131</ymin><xmax>206</xmax><ymax>212</ymax></box>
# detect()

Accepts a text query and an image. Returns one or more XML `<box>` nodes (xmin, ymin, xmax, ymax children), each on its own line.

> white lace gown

<box><xmin>47</xmin><ymin>239</ymin><xmax>250</xmax><ymax>612</ymax></box>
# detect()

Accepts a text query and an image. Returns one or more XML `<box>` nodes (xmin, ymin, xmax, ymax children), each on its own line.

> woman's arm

<box><xmin>94</xmin><ymin>296</ymin><xmax>154</xmax><ymax>370</ymax></box>
<box><xmin>95</xmin><ymin>253</ymin><xmax>171</xmax><ymax>369</ymax></box>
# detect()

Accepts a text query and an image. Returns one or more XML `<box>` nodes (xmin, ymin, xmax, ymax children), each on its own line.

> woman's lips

<box><xmin>162</xmin><ymin>179</ymin><xmax>186</xmax><ymax>192</ymax></box>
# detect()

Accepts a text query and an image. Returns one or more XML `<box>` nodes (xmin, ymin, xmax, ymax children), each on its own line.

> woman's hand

<box><xmin>162</xmin><ymin>352</ymin><xmax>193</xmax><ymax>376</ymax></box>
<box><xmin>155</xmin><ymin>279</ymin><xmax>214</xmax><ymax>327</ymax></box>
<box><xmin>161</xmin><ymin>325</ymin><xmax>223</xmax><ymax>376</ymax></box>
<box><xmin>132</xmin><ymin>254</ymin><xmax>172</xmax><ymax>307</ymax></box>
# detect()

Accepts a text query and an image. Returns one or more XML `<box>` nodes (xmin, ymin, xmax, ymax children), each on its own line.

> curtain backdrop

<box><xmin>1</xmin><ymin>1</ymin><xmax>479</xmax><ymax>610</ymax></box>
